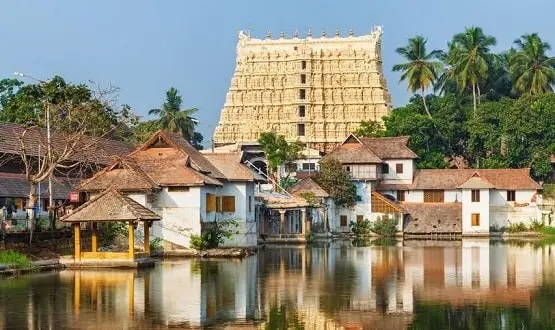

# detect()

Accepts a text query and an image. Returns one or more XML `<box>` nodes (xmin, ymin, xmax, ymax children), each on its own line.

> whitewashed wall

<box><xmin>404</xmin><ymin>190</ymin><xmax>423</xmax><ymax>203</ymax></box>
<box><xmin>461</xmin><ymin>189</ymin><xmax>490</xmax><ymax>234</ymax></box>
<box><xmin>490</xmin><ymin>189</ymin><xmax>540</xmax><ymax>228</ymax></box>
<box><xmin>380</xmin><ymin>159</ymin><xmax>414</xmax><ymax>184</ymax></box>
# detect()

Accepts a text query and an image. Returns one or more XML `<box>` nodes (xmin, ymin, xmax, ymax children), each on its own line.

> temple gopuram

<box><xmin>213</xmin><ymin>27</ymin><xmax>392</xmax><ymax>153</ymax></box>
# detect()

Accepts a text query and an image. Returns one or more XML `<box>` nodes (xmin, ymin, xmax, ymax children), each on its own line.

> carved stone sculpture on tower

<box><xmin>214</xmin><ymin>27</ymin><xmax>392</xmax><ymax>153</ymax></box>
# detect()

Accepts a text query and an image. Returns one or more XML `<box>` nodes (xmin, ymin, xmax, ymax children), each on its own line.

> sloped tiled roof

<box><xmin>0</xmin><ymin>123</ymin><xmax>133</xmax><ymax>165</ymax></box>
<box><xmin>0</xmin><ymin>172</ymin><xmax>76</xmax><ymax>199</ymax></box>
<box><xmin>256</xmin><ymin>192</ymin><xmax>310</xmax><ymax>209</ymax></box>
<box><xmin>323</xmin><ymin>135</ymin><xmax>382</xmax><ymax>164</ymax></box>
<box><xmin>289</xmin><ymin>178</ymin><xmax>329</xmax><ymax>198</ymax></box>
<box><xmin>203</xmin><ymin>152</ymin><xmax>257</xmax><ymax>181</ymax></box>
<box><xmin>412</xmin><ymin>168</ymin><xmax>541</xmax><ymax>190</ymax></box>
<box><xmin>78</xmin><ymin>159</ymin><xmax>159</xmax><ymax>192</ymax></box>
<box><xmin>360</xmin><ymin>136</ymin><xmax>418</xmax><ymax>159</ymax></box>
<box><xmin>402</xmin><ymin>203</ymin><xmax>462</xmax><ymax>234</ymax></box>
<box><xmin>61</xmin><ymin>188</ymin><xmax>161</xmax><ymax>223</ymax></box>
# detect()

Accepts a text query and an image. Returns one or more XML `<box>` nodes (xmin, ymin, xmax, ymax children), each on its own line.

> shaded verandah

<box><xmin>257</xmin><ymin>192</ymin><xmax>311</xmax><ymax>238</ymax></box>
<box><xmin>61</xmin><ymin>188</ymin><xmax>161</xmax><ymax>265</ymax></box>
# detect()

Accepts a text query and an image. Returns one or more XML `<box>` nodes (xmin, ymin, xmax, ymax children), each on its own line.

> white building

<box><xmin>78</xmin><ymin>131</ymin><xmax>261</xmax><ymax>248</ymax></box>
<box><xmin>323</xmin><ymin>134</ymin><xmax>544</xmax><ymax>234</ymax></box>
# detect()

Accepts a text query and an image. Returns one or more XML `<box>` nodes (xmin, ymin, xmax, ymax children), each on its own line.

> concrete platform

<box><xmin>259</xmin><ymin>234</ymin><xmax>307</xmax><ymax>244</ymax></box>
<box><xmin>60</xmin><ymin>256</ymin><xmax>157</xmax><ymax>269</ymax></box>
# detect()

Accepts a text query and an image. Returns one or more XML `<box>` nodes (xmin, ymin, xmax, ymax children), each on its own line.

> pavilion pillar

<box><xmin>91</xmin><ymin>222</ymin><xmax>98</xmax><ymax>253</ymax></box>
<box><xmin>73</xmin><ymin>223</ymin><xmax>81</xmax><ymax>261</ymax></box>
<box><xmin>143</xmin><ymin>221</ymin><xmax>150</xmax><ymax>255</ymax></box>
<box><xmin>301</xmin><ymin>208</ymin><xmax>307</xmax><ymax>234</ymax></box>
<box><xmin>279</xmin><ymin>210</ymin><xmax>286</xmax><ymax>234</ymax></box>
<box><xmin>128</xmin><ymin>221</ymin><xmax>135</xmax><ymax>260</ymax></box>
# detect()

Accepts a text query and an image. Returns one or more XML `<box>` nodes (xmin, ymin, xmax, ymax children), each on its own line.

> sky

<box><xmin>1</xmin><ymin>0</ymin><xmax>554</xmax><ymax>146</ymax></box>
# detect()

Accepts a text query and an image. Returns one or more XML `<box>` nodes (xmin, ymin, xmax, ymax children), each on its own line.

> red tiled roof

<box><xmin>61</xmin><ymin>188</ymin><xmax>161</xmax><ymax>223</ymax></box>
<box><xmin>360</xmin><ymin>136</ymin><xmax>418</xmax><ymax>159</ymax></box>
<box><xmin>203</xmin><ymin>152</ymin><xmax>256</xmax><ymax>181</ymax></box>
<box><xmin>323</xmin><ymin>135</ymin><xmax>382</xmax><ymax>164</ymax></box>
<box><xmin>0</xmin><ymin>122</ymin><xmax>133</xmax><ymax>165</ymax></box>
<box><xmin>77</xmin><ymin>159</ymin><xmax>159</xmax><ymax>192</ymax></box>
<box><xmin>412</xmin><ymin>168</ymin><xmax>541</xmax><ymax>190</ymax></box>
<box><xmin>0</xmin><ymin>172</ymin><xmax>77</xmax><ymax>199</ymax></box>
<box><xmin>289</xmin><ymin>177</ymin><xmax>329</xmax><ymax>198</ymax></box>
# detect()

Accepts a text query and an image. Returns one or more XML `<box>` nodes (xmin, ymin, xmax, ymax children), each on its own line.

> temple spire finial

<box><xmin>335</xmin><ymin>29</ymin><xmax>340</xmax><ymax>37</ymax></box>
<box><xmin>321</xmin><ymin>29</ymin><xmax>326</xmax><ymax>37</ymax></box>
<box><xmin>307</xmin><ymin>28</ymin><xmax>312</xmax><ymax>37</ymax></box>
<box><xmin>349</xmin><ymin>28</ymin><xmax>354</xmax><ymax>36</ymax></box>
<box><xmin>293</xmin><ymin>30</ymin><xmax>299</xmax><ymax>38</ymax></box>
<box><xmin>280</xmin><ymin>31</ymin><xmax>285</xmax><ymax>39</ymax></box>
<box><xmin>266</xmin><ymin>31</ymin><xmax>271</xmax><ymax>39</ymax></box>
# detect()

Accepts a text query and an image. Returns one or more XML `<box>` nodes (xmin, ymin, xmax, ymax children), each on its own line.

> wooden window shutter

<box><xmin>216</xmin><ymin>196</ymin><xmax>222</xmax><ymax>212</ymax></box>
<box><xmin>206</xmin><ymin>194</ymin><xmax>216</xmax><ymax>212</ymax></box>
<box><xmin>424</xmin><ymin>190</ymin><xmax>444</xmax><ymax>203</ymax></box>
<box><xmin>222</xmin><ymin>196</ymin><xmax>235</xmax><ymax>212</ymax></box>
<box><xmin>471</xmin><ymin>213</ymin><xmax>480</xmax><ymax>226</ymax></box>
<box><xmin>356</xmin><ymin>215</ymin><xmax>364</xmax><ymax>223</ymax></box>
<box><xmin>340</xmin><ymin>215</ymin><xmax>348</xmax><ymax>226</ymax></box>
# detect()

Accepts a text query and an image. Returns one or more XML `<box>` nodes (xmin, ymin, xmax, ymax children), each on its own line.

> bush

<box><xmin>529</xmin><ymin>219</ymin><xmax>545</xmax><ymax>231</ymax></box>
<box><xmin>370</xmin><ymin>216</ymin><xmax>398</xmax><ymax>236</ymax></box>
<box><xmin>0</xmin><ymin>251</ymin><xmax>33</xmax><ymax>269</ymax></box>
<box><xmin>98</xmin><ymin>222</ymin><xmax>128</xmax><ymax>247</ymax></box>
<box><xmin>304</xmin><ymin>231</ymin><xmax>315</xmax><ymax>242</ymax></box>
<box><xmin>149</xmin><ymin>237</ymin><xmax>163</xmax><ymax>251</ymax></box>
<box><xmin>189</xmin><ymin>219</ymin><xmax>239</xmax><ymax>250</ymax></box>
<box><xmin>350</xmin><ymin>219</ymin><xmax>372</xmax><ymax>236</ymax></box>
<box><xmin>507</xmin><ymin>222</ymin><xmax>528</xmax><ymax>233</ymax></box>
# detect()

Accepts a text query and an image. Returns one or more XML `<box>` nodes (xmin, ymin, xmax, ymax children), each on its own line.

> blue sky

<box><xmin>1</xmin><ymin>0</ymin><xmax>554</xmax><ymax>145</ymax></box>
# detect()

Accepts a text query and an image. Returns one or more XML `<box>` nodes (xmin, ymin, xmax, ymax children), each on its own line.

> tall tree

<box><xmin>450</xmin><ymin>27</ymin><xmax>497</xmax><ymax>113</ymax></box>
<box><xmin>149</xmin><ymin>87</ymin><xmax>198</xmax><ymax>141</ymax></box>
<box><xmin>392</xmin><ymin>36</ymin><xmax>442</xmax><ymax>119</ymax></box>
<box><xmin>258</xmin><ymin>132</ymin><xmax>303</xmax><ymax>190</ymax></box>
<box><xmin>509</xmin><ymin>33</ymin><xmax>555</xmax><ymax>95</ymax></box>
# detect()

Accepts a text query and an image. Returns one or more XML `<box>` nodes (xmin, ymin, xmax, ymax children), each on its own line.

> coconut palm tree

<box><xmin>149</xmin><ymin>87</ymin><xmax>198</xmax><ymax>141</ymax></box>
<box><xmin>392</xmin><ymin>36</ymin><xmax>442</xmax><ymax>119</ymax></box>
<box><xmin>450</xmin><ymin>27</ymin><xmax>497</xmax><ymax>114</ymax></box>
<box><xmin>509</xmin><ymin>33</ymin><xmax>555</xmax><ymax>95</ymax></box>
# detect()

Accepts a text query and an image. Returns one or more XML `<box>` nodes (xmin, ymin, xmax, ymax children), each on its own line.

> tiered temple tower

<box><xmin>213</xmin><ymin>27</ymin><xmax>392</xmax><ymax>153</ymax></box>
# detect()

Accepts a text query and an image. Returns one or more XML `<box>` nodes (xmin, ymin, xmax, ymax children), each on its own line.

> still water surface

<box><xmin>0</xmin><ymin>239</ymin><xmax>553</xmax><ymax>329</ymax></box>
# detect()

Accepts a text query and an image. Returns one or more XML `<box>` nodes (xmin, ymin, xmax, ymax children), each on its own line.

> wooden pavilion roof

<box><xmin>61</xmin><ymin>188</ymin><xmax>161</xmax><ymax>223</ymax></box>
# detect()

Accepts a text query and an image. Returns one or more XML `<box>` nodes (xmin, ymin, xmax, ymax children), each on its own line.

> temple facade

<box><xmin>213</xmin><ymin>27</ymin><xmax>392</xmax><ymax>152</ymax></box>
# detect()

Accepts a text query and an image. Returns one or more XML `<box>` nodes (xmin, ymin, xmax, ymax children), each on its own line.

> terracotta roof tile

<box><xmin>203</xmin><ymin>152</ymin><xmax>257</xmax><ymax>181</ymax></box>
<box><xmin>0</xmin><ymin>123</ymin><xmax>133</xmax><ymax>165</ymax></box>
<box><xmin>402</xmin><ymin>202</ymin><xmax>462</xmax><ymax>233</ymax></box>
<box><xmin>77</xmin><ymin>159</ymin><xmax>159</xmax><ymax>192</ymax></box>
<box><xmin>61</xmin><ymin>188</ymin><xmax>161</xmax><ymax>223</ymax></box>
<box><xmin>360</xmin><ymin>136</ymin><xmax>418</xmax><ymax>159</ymax></box>
<box><xmin>323</xmin><ymin>141</ymin><xmax>382</xmax><ymax>164</ymax></box>
<box><xmin>289</xmin><ymin>178</ymin><xmax>329</xmax><ymax>198</ymax></box>
<box><xmin>256</xmin><ymin>192</ymin><xmax>310</xmax><ymax>208</ymax></box>
<box><xmin>457</xmin><ymin>175</ymin><xmax>495</xmax><ymax>189</ymax></box>
<box><xmin>413</xmin><ymin>168</ymin><xmax>541</xmax><ymax>190</ymax></box>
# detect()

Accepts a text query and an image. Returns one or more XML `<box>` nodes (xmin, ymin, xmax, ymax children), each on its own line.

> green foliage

<box><xmin>353</xmin><ymin>120</ymin><xmax>386</xmax><ymax>138</ymax></box>
<box><xmin>370</xmin><ymin>216</ymin><xmax>398</xmax><ymax>236</ymax></box>
<box><xmin>149</xmin><ymin>237</ymin><xmax>163</xmax><ymax>251</ymax></box>
<box><xmin>258</xmin><ymin>132</ymin><xmax>303</xmax><ymax>174</ymax></box>
<box><xmin>304</xmin><ymin>231</ymin><xmax>315</xmax><ymax>243</ymax></box>
<box><xmin>299</xmin><ymin>191</ymin><xmax>318</xmax><ymax>205</ymax></box>
<box><xmin>0</xmin><ymin>250</ymin><xmax>33</xmax><ymax>269</ymax></box>
<box><xmin>315</xmin><ymin>159</ymin><xmax>357</xmax><ymax>207</ymax></box>
<box><xmin>98</xmin><ymin>222</ymin><xmax>128</xmax><ymax>247</ymax></box>
<box><xmin>507</xmin><ymin>222</ymin><xmax>528</xmax><ymax>233</ymax></box>
<box><xmin>149</xmin><ymin>87</ymin><xmax>198</xmax><ymax>141</ymax></box>
<box><xmin>392</xmin><ymin>35</ymin><xmax>442</xmax><ymax>118</ymax></box>
<box><xmin>189</xmin><ymin>219</ymin><xmax>239</xmax><ymax>250</ymax></box>
<box><xmin>350</xmin><ymin>219</ymin><xmax>371</xmax><ymax>236</ymax></box>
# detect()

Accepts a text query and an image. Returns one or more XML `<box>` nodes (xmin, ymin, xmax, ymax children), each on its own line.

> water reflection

<box><xmin>0</xmin><ymin>239</ymin><xmax>552</xmax><ymax>329</ymax></box>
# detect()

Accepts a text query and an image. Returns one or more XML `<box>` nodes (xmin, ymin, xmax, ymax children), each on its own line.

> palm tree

<box><xmin>508</xmin><ymin>33</ymin><xmax>555</xmax><ymax>95</ymax></box>
<box><xmin>450</xmin><ymin>27</ymin><xmax>497</xmax><ymax>114</ymax></box>
<box><xmin>149</xmin><ymin>87</ymin><xmax>198</xmax><ymax>141</ymax></box>
<box><xmin>392</xmin><ymin>36</ymin><xmax>442</xmax><ymax>119</ymax></box>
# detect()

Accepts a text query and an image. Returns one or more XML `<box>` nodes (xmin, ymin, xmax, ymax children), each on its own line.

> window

<box><xmin>507</xmin><ymin>190</ymin><xmax>516</xmax><ymax>202</ymax></box>
<box><xmin>216</xmin><ymin>196</ymin><xmax>222</xmax><ymax>212</ymax></box>
<box><xmin>396</xmin><ymin>163</ymin><xmax>404</xmax><ymax>174</ymax></box>
<box><xmin>471</xmin><ymin>213</ymin><xmax>480</xmax><ymax>226</ymax></box>
<box><xmin>471</xmin><ymin>190</ymin><xmax>480</xmax><ymax>202</ymax></box>
<box><xmin>168</xmin><ymin>186</ymin><xmax>190</xmax><ymax>192</ymax></box>
<box><xmin>381</xmin><ymin>163</ymin><xmax>389</xmax><ymax>174</ymax></box>
<box><xmin>248</xmin><ymin>196</ymin><xmax>252</xmax><ymax>213</ymax></box>
<box><xmin>297</xmin><ymin>124</ymin><xmax>305</xmax><ymax>136</ymax></box>
<box><xmin>396</xmin><ymin>190</ymin><xmax>405</xmax><ymax>202</ymax></box>
<box><xmin>298</xmin><ymin>105</ymin><xmax>306</xmax><ymax>117</ymax></box>
<box><xmin>356</xmin><ymin>215</ymin><xmax>364</xmax><ymax>223</ymax></box>
<box><xmin>424</xmin><ymin>190</ymin><xmax>444</xmax><ymax>203</ymax></box>
<box><xmin>301</xmin><ymin>60</ymin><xmax>306</xmax><ymax>69</ymax></box>
<box><xmin>302</xmin><ymin>163</ymin><xmax>316</xmax><ymax>171</ymax></box>
<box><xmin>340</xmin><ymin>215</ymin><xmax>348</xmax><ymax>227</ymax></box>
<box><xmin>300</xmin><ymin>74</ymin><xmax>306</xmax><ymax>84</ymax></box>
<box><xmin>222</xmin><ymin>196</ymin><xmax>236</xmax><ymax>212</ymax></box>
<box><xmin>206</xmin><ymin>193</ymin><xmax>216</xmax><ymax>212</ymax></box>
<box><xmin>299</xmin><ymin>89</ymin><xmax>306</xmax><ymax>99</ymax></box>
